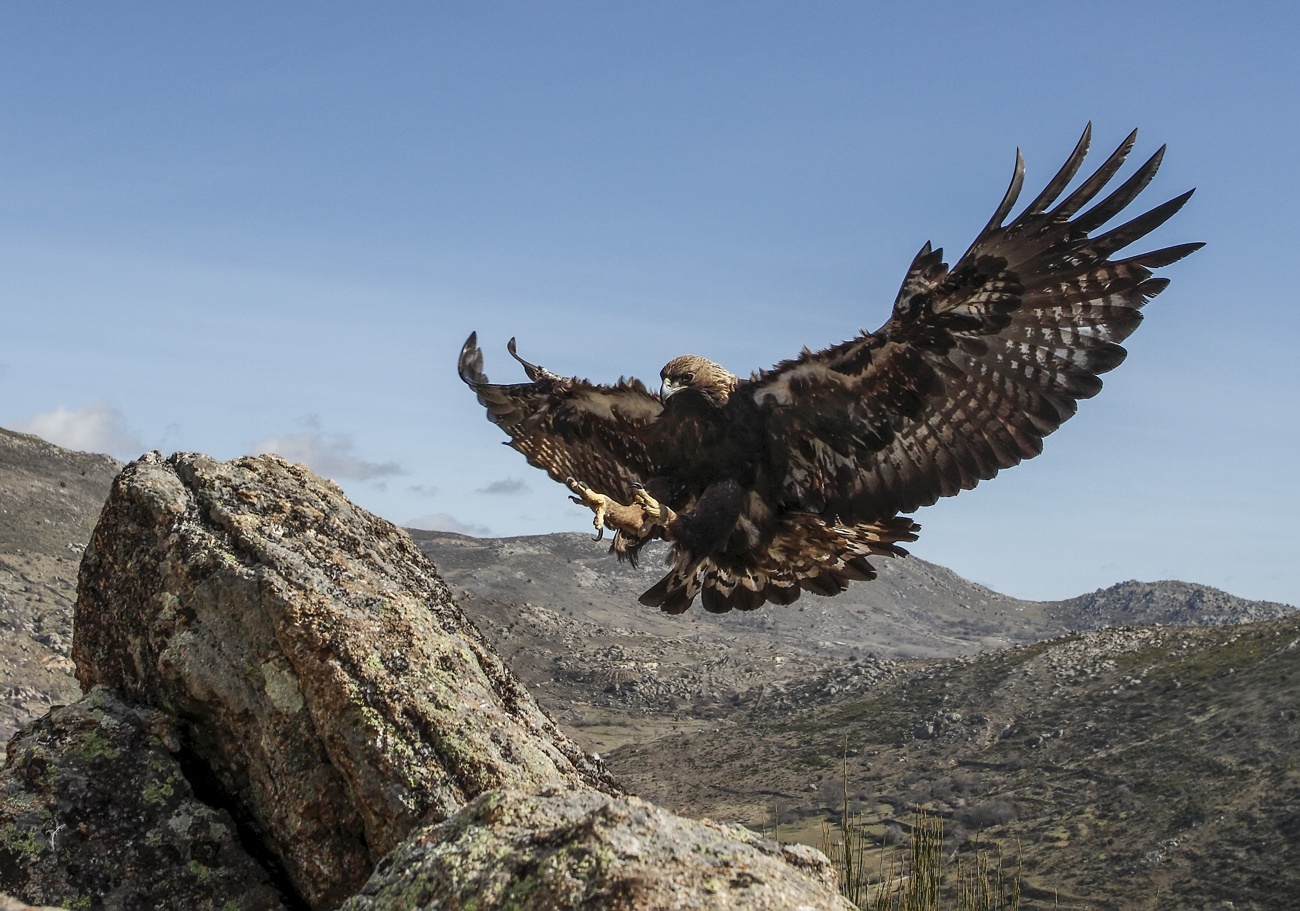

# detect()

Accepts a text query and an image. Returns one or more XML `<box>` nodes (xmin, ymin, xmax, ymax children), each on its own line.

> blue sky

<box><xmin>3</xmin><ymin>3</ymin><xmax>1297</xmax><ymax>607</ymax></box>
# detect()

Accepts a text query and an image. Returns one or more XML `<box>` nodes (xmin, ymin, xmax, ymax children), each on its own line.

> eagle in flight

<box><xmin>459</xmin><ymin>126</ymin><xmax>1201</xmax><ymax>614</ymax></box>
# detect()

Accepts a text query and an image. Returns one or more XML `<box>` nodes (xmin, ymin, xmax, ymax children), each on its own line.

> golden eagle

<box><xmin>459</xmin><ymin>126</ymin><xmax>1201</xmax><ymax>614</ymax></box>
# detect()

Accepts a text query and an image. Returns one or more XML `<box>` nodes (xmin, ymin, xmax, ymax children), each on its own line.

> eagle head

<box><xmin>660</xmin><ymin>355</ymin><xmax>738</xmax><ymax>406</ymax></box>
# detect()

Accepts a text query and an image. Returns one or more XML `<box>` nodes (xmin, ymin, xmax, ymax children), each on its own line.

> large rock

<box><xmin>0</xmin><ymin>686</ymin><xmax>285</xmax><ymax>910</ymax></box>
<box><xmin>343</xmin><ymin>788</ymin><xmax>855</xmax><ymax>911</ymax></box>
<box><xmin>72</xmin><ymin>452</ymin><xmax>616</xmax><ymax>909</ymax></box>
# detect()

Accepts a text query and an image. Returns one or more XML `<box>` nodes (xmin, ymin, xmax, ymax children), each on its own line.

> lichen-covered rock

<box><xmin>343</xmin><ymin>788</ymin><xmax>855</xmax><ymax>911</ymax></box>
<box><xmin>0</xmin><ymin>686</ymin><xmax>286</xmax><ymax>911</ymax></box>
<box><xmin>72</xmin><ymin>452</ymin><xmax>616</xmax><ymax>909</ymax></box>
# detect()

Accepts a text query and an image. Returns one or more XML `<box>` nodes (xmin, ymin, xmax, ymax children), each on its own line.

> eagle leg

<box><xmin>566</xmin><ymin>477</ymin><xmax>666</xmax><ymax>541</ymax></box>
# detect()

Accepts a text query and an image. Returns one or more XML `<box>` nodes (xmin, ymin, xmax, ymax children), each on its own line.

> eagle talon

<box><xmin>632</xmin><ymin>485</ymin><xmax>676</xmax><ymax>526</ymax></box>
<box><xmin>567</xmin><ymin>477</ymin><xmax>612</xmax><ymax>540</ymax></box>
<box><xmin>566</xmin><ymin>477</ymin><xmax>666</xmax><ymax>539</ymax></box>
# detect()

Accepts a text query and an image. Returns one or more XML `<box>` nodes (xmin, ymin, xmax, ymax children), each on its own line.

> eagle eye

<box><xmin>681</xmin><ymin>371</ymin><xmax>694</xmax><ymax>384</ymax></box>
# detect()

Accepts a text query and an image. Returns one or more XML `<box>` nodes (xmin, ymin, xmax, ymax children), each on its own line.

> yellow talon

<box><xmin>566</xmin><ymin>477</ymin><xmax>672</xmax><ymax>540</ymax></box>
<box><xmin>631</xmin><ymin>483</ymin><xmax>676</xmax><ymax>526</ymax></box>
<box><xmin>567</xmin><ymin>477</ymin><xmax>615</xmax><ymax>540</ymax></box>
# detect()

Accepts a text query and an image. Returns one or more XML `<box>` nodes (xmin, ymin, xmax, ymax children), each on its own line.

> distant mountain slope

<box><xmin>413</xmin><ymin>530</ymin><xmax>1056</xmax><ymax>661</ymax></box>
<box><xmin>1044</xmin><ymin>578</ymin><xmax>1295</xmax><ymax>628</ymax></box>
<box><xmin>411</xmin><ymin>530</ymin><xmax>1294</xmax><ymax>757</ymax></box>
<box><xmin>0</xmin><ymin>427</ymin><xmax>122</xmax><ymax>555</ymax></box>
<box><xmin>0</xmin><ymin>428</ymin><xmax>122</xmax><ymax>758</ymax></box>
<box><xmin>416</xmin><ymin>531</ymin><xmax>1295</xmax><ymax>665</ymax></box>
<box><xmin>3</xmin><ymin>425</ymin><xmax>1293</xmax><ymax>763</ymax></box>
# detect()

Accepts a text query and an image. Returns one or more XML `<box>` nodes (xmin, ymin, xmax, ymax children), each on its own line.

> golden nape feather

<box><xmin>458</xmin><ymin>125</ymin><xmax>1201</xmax><ymax>614</ymax></box>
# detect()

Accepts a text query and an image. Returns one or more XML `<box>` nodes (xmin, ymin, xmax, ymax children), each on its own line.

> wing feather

<box><xmin>458</xmin><ymin>333</ymin><xmax>663</xmax><ymax>502</ymax></box>
<box><xmin>1049</xmin><ymin>128</ymin><xmax>1138</xmax><ymax>220</ymax></box>
<box><xmin>1021</xmin><ymin>125</ymin><xmax>1092</xmax><ymax>216</ymax></box>
<box><xmin>750</xmin><ymin>127</ymin><xmax>1202</xmax><ymax>523</ymax></box>
<box><xmin>978</xmin><ymin>151</ymin><xmax>1025</xmax><ymax>236</ymax></box>
<box><xmin>1070</xmin><ymin>145</ymin><xmax>1165</xmax><ymax>234</ymax></box>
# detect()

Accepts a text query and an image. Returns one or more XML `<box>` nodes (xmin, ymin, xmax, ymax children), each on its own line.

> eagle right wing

<box><xmin>750</xmin><ymin>125</ymin><xmax>1202</xmax><ymax>524</ymax></box>
<box><xmin>458</xmin><ymin>333</ymin><xmax>665</xmax><ymax>504</ymax></box>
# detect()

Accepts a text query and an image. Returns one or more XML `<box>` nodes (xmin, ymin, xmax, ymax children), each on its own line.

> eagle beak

<box><xmin>660</xmin><ymin>379</ymin><xmax>682</xmax><ymax>401</ymax></box>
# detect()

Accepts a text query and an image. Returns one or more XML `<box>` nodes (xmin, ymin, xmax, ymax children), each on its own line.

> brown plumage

<box><xmin>458</xmin><ymin>126</ymin><xmax>1202</xmax><ymax>614</ymax></box>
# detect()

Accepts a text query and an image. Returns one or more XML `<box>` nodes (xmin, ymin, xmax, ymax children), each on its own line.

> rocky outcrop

<box><xmin>0</xmin><ymin>686</ymin><xmax>284</xmax><ymax>910</ymax></box>
<box><xmin>14</xmin><ymin>450</ymin><xmax>853</xmax><ymax>911</ymax></box>
<box><xmin>1044</xmin><ymin>579</ymin><xmax>1296</xmax><ymax>628</ymax></box>
<box><xmin>70</xmin><ymin>451</ymin><xmax>617</xmax><ymax>908</ymax></box>
<box><xmin>344</xmin><ymin>788</ymin><xmax>854</xmax><ymax>911</ymax></box>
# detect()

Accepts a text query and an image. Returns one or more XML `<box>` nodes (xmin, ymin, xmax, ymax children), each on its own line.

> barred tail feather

<box><xmin>638</xmin><ymin>516</ymin><xmax>919</xmax><ymax>614</ymax></box>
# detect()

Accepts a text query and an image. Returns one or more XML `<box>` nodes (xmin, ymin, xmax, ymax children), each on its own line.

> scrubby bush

<box><xmin>956</xmin><ymin>799</ymin><xmax>1017</xmax><ymax>830</ymax></box>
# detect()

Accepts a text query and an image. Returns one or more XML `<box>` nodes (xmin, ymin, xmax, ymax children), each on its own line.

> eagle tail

<box><xmin>639</xmin><ymin>516</ymin><xmax>919</xmax><ymax>614</ymax></box>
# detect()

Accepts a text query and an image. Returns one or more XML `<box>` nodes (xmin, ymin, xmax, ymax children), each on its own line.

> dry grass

<box><xmin>820</xmin><ymin>743</ymin><xmax>1033</xmax><ymax>910</ymax></box>
<box><xmin>821</xmin><ymin>807</ymin><xmax>1030</xmax><ymax>910</ymax></box>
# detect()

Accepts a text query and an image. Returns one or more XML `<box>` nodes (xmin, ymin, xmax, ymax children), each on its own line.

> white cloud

<box><xmin>404</xmin><ymin>513</ymin><xmax>492</xmax><ymax>536</ymax></box>
<box><xmin>477</xmin><ymin>477</ymin><xmax>529</xmax><ymax>495</ymax></box>
<box><xmin>249</xmin><ymin>416</ymin><xmax>402</xmax><ymax>481</ymax></box>
<box><xmin>12</xmin><ymin>402</ymin><xmax>144</xmax><ymax>456</ymax></box>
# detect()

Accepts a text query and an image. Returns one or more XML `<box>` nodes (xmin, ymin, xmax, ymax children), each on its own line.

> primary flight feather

<box><xmin>459</xmin><ymin>126</ymin><xmax>1202</xmax><ymax>614</ymax></box>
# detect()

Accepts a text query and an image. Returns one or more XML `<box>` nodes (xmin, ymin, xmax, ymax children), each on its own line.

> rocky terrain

<box><xmin>3</xmin><ymin>444</ymin><xmax>852</xmax><ymax>910</ymax></box>
<box><xmin>410</xmin><ymin>530</ymin><xmax>1295</xmax><ymax>761</ymax></box>
<box><xmin>414</xmin><ymin>530</ymin><xmax>1300</xmax><ymax>908</ymax></box>
<box><xmin>1</xmin><ymin>426</ymin><xmax>1296</xmax><ymax>909</ymax></box>
<box><xmin>612</xmin><ymin>619</ymin><xmax>1300</xmax><ymax>909</ymax></box>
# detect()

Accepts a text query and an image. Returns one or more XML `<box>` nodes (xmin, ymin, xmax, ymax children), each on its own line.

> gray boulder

<box><xmin>72</xmin><ymin>452</ymin><xmax>616</xmax><ymax>908</ymax></box>
<box><xmin>344</xmin><ymin>787</ymin><xmax>855</xmax><ymax>911</ymax></box>
<box><xmin>46</xmin><ymin>450</ymin><xmax>853</xmax><ymax>910</ymax></box>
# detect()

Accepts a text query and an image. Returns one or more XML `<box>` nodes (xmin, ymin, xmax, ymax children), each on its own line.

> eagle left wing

<box><xmin>457</xmin><ymin>333</ymin><xmax>665</xmax><ymax>505</ymax></box>
<box><xmin>750</xmin><ymin>125</ymin><xmax>1202</xmax><ymax>524</ymax></box>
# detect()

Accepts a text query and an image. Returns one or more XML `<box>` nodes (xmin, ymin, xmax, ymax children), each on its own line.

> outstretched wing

<box><xmin>458</xmin><ymin>333</ymin><xmax>664</xmax><ymax>503</ymax></box>
<box><xmin>751</xmin><ymin>125</ymin><xmax>1202</xmax><ymax>523</ymax></box>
